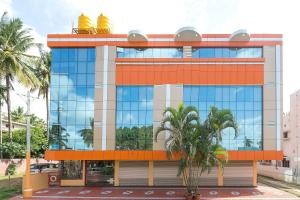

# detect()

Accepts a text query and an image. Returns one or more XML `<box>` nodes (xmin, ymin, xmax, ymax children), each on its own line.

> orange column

<box><xmin>23</xmin><ymin>152</ymin><xmax>32</xmax><ymax>198</ymax></box>
<box><xmin>217</xmin><ymin>163</ymin><xmax>224</xmax><ymax>186</ymax></box>
<box><xmin>253</xmin><ymin>160</ymin><xmax>257</xmax><ymax>186</ymax></box>
<box><xmin>114</xmin><ymin>161</ymin><xmax>119</xmax><ymax>186</ymax></box>
<box><xmin>148</xmin><ymin>161</ymin><xmax>154</xmax><ymax>186</ymax></box>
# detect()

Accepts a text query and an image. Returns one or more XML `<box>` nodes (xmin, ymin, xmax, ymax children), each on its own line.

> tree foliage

<box><xmin>0</xmin><ymin>12</ymin><xmax>40</xmax><ymax>139</ymax></box>
<box><xmin>155</xmin><ymin>104</ymin><xmax>237</xmax><ymax>196</ymax></box>
<box><xmin>2</xmin><ymin>115</ymin><xmax>48</xmax><ymax>158</ymax></box>
<box><xmin>116</xmin><ymin>125</ymin><xmax>153</xmax><ymax>150</ymax></box>
<box><xmin>11</xmin><ymin>106</ymin><xmax>26</xmax><ymax>123</ymax></box>
<box><xmin>0</xmin><ymin>141</ymin><xmax>25</xmax><ymax>159</ymax></box>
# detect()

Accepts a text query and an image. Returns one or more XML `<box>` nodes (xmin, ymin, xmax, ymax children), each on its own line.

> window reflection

<box><xmin>49</xmin><ymin>48</ymin><xmax>95</xmax><ymax>150</ymax></box>
<box><xmin>192</xmin><ymin>47</ymin><xmax>262</xmax><ymax>58</ymax></box>
<box><xmin>183</xmin><ymin>85</ymin><xmax>262</xmax><ymax>150</ymax></box>
<box><xmin>117</xmin><ymin>47</ymin><xmax>183</xmax><ymax>58</ymax></box>
<box><xmin>116</xmin><ymin>86</ymin><xmax>153</xmax><ymax>150</ymax></box>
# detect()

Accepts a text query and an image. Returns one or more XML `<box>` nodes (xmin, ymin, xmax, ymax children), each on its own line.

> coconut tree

<box><xmin>204</xmin><ymin>106</ymin><xmax>238</xmax><ymax>145</ymax></box>
<box><xmin>34</xmin><ymin>44</ymin><xmax>51</xmax><ymax>138</ymax></box>
<box><xmin>0</xmin><ymin>12</ymin><xmax>39</xmax><ymax>140</ymax></box>
<box><xmin>0</xmin><ymin>83</ymin><xmax>6</xmax><ymax>158</ymax></box>
<box><xmin>11</xmin><ymin>106</ymin><xmax>26</xmax><ymax>123</ymax></box>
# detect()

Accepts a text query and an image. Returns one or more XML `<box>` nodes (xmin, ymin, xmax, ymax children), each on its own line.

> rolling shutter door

<box><xmin>223</xmin><ymin>161</ymin><xmax>253</xmax><ymax>186</ymax></box>
<box><xmin>196</xmin><ymin>166</ymin><xmax>218</xmax><ymax>186</ymax></box>
<box><xmin>154</xmin><ymin>161</ymin><xmax>182</xmax><ymax>186</ymax></box>
<box><xmin>119</xmin><ymin>161</ymin><xmax>148</xmax><ymax>186</ymax></box>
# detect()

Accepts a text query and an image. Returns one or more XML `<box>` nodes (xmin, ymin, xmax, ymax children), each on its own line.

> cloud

<box><xmin>0</xmin><ymin>0</ymin><xmax>13</xmax><ymax>16</ymax></box>
<box><xmin>5</xmin><ymin>0</ymin><xmax>300</xmax><ymax>114</ymax></box>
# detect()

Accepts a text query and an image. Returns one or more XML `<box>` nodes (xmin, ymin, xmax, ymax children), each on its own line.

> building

<box><xmin>258</xmin><ymin>90</ymin><xmax>300</xmax><ymax>184</ymax></box>
<box><xmin>45</xmin><ymin>20</ymin><xmax>283</xmax><ymax>187</ymax></box>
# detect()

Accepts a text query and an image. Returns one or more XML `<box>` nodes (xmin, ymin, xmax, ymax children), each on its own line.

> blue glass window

<box><xmin>49</xmin><ymin>48</ymin><xmax>95</xmax><ymax>150</ymax></box>
<box><xmin>183</xmin><ymin>85</ymin><xmax>262</xmax><ymax>150</ymax></box>
<box><xmin>192</xmin><ymin>47</ymin><xmax>262</xmax><ymax>58</ymax></box>
<box><xmin>117</xmin><ymin>47</ymin><xmax>183</xmax><ymax>58</ymax></box>
<box><xmin>116</xmin><ymin>86</ymin><xmax>153</xmax><ymax>150</ymax></box>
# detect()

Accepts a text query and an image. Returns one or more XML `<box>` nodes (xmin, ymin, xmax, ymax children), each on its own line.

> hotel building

<box><xmin>46</xmin><ymin>25</ymin><xmax>283</xmax><ymax>187</ymax></box>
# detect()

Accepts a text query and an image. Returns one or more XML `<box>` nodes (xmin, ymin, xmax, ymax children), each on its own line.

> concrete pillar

<box><xmin>253</xmin><ymin>161</ymin><xmax>257</xmax><ymax>187</ymax></box>
<box><xmin>114</xmin><ymin>160</ymin><xmax>119</xmax><ymax>186</ymax></box>
<box><xmin>217</xmin><ymin>163</ymin><xmax>224</xmax><ymax>186</ymax></box>
<box><xmin>148</xmin><ymin>161</ymin><xmax>154</xmax><ymax>186</ymax></box>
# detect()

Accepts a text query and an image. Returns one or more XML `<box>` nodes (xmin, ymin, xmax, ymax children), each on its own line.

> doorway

<box><xmin>86</xmin><ymin>161</ymin><xmax>114</xmax><ymax>186</ymax></box>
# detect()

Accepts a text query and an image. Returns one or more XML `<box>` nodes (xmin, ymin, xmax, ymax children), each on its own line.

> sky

<box><xmin>0</xmin><ymin>0</ymin><xmax>300</xmax><ymax>119</ymax></box>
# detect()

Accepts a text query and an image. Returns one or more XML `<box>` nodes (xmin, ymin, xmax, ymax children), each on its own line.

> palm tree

<box><xmin>0</xmin><ymin>12</ymin><xmax>39</xmax><ymax>140</ymax></box>
<box><xmin>0</xmin><ymin>83</ymin><xmax>6</xmax><ymax>158</ymax></box>
<box><xmin>204</xmin><ymin>106</ymin><xmax>238</xmax><ymax>145</ymax></box>
<box><xmin>79</xmin><ymin>118</ymin><xmax>94</xmax><ymax>148</ymax></box>
<box><xmin>155</xmin><ymin>103</ymin><xmax>200</xmax><ymax>196</ymax></box>
<box><xmin>34</xmin><ymin>44</ymin><xmax>50</xmax><ymax>138</ymax></box>
<box><xmin>155</xmin><ymin>104</ymin><xmax>229</xmax><ymax>198</ymax></box>
<box><xmin>11</xmin><ymin>106</ymin><xmax>26</xmax><ymax>123</ymax></box>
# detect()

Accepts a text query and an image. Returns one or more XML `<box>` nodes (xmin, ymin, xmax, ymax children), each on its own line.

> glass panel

<box><xmin>192</xmin><ymin>47</ymin><xmax>262</xmax><ymax>58</ymax></box>
<box><xmin>116</xmin><ymin>86</ymin><xmax>153</xmax><ymax>150</ymax></box>
<box><xmin>116</xmin><ymin>47</ymin><xmax>183</xmax><ymax>58</ymax></box>
<box><xmin>183</xmin><ymin>85</ymin><xmax>262</xmax><ymax>150</ymax></box>
<box><xmin>49</xmin><ymin>48</ymin><xmax>95</xmax><ymax>150</ymax></box>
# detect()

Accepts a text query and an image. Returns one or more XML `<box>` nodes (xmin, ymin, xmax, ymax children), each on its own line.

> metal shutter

<box><xmin>119</xmin><ymin>161</ymin><xmax>148</xmax><ymax>186</ymax></box>
<box><xmin>223</xmin><ymin>161</ymin><xmax>253</xmax><ymax>186</ymax></box>
<box><xmin>196</xmin><ymin>166</ymin><xmax>218</xmax><ymax>186</ymax></box>
<box><xmin>154</xmin><ymin>161</ymin><xmax>183</xmax><ymax>186</ymax></box>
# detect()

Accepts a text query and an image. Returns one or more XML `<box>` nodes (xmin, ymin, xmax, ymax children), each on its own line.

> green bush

<box><xmin>2</xmin><ymin>124</ymin><xmax>48</xmax><ymax>158</ymax></box>
<box><xmin>0</xmin><ymin>142</ymin><xmax>25</xmax><ymax>159</ymax></box>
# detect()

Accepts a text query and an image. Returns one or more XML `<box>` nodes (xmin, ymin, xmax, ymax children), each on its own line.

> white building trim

<box><xmin>47</xmin><ymin>37</ymin><xmax>282</xmax><ymax>42</ymax></box>
<box><xmin>101</xmin><ymin>46</ymin><xmax>108</xmax><ymax>150</ymax></box>
<box><xmin>275</xmin><ymin>45</ymin><xmax>282</xmax><ymax>151</ymax></box>
<box><xmin>165</xmin><ymin>84</ymin><xmax>171</xmax><ymax>139</ymax></box>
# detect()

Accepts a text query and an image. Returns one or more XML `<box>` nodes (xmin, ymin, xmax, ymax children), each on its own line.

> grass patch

<box><xmin>0</xmin><ymin>185</ymin><xmax>22</xmax><ymax>200</ymax></box>
<box><xmin>0</xmin><ymin>174</ymin><xmax>23</xmax><ymax>181</ymax></box>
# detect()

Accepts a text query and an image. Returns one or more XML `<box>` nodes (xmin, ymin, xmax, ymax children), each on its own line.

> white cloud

<box><xmin>0</xmin><ymin>0</ymin><xmax>13</xmax><ymax>16</ymax></box>
<box><xmin>2</xmin><ymin>0</ymin><xmax>300</xmax><ymax>118</ymax></box>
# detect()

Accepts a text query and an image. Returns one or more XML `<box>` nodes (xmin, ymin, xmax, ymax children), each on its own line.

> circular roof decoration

<box><xmin>175</xmin><ymin>27</ymin><xmax>201</xmax><ymax>42</ymax></box>
<box><xmin>229</xmin><ymin>29</ymin><xmax>250</xmax><ymax>41</ymax></box>
<box><xmin>128</xmin><ymin>30</ymin><xmax>148</xmax><ymax>42</ymax></box>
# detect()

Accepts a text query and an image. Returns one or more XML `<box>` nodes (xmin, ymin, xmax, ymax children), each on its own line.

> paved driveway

<box><xmin>11</xmin><ymin>184</ymin><xmax>300</xmax><ymax>200</ymax></box>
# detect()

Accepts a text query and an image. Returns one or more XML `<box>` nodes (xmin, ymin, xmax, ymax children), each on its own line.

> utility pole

<box><xmin>23</xmin><ymin>91</ymin><xmax>32</xmax><ymax>198</ymax></box>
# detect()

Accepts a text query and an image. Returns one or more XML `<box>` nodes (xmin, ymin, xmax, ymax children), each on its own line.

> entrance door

<box><xmin>86</xmin><ymin>161</ymin><xmax>114</xmax><ymax>186</ymax></box>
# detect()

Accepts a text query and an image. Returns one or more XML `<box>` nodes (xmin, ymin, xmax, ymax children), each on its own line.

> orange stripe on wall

<box><xmin>116</xmin><ymin>64</ymin><xmax>264</xmax><ymax>85</ymax></box>
<box><xmin>47</xmin><ymin>41</ymin><xmax>282</xmax><ymax>48</ymax></box>
<box><xmin>44</xmin><ymin>150</ymin><xmax>283</xmax><ymax>161</ymax></box>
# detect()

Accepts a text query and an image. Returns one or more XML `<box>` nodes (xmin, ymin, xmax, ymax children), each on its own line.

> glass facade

<box><xmin>192</xmin><ymin>47</ymin><xmax>262</xmax><ymax>58</ymax></box>
<box><xmin>116</xmin><ymin>47</ymin><xmax>183</xmax><ymax>58</ymax></box>
<box><xmin>49</xmin><ymin>48</ymin><xmax>95</xmax><ymax>150</ymax></box>
<box><xmin>116</xmin><ymin>86</ymin><xmax>153</xmax><ymax>150</ymax></box>
<box><xmin>183</xmin><ymin>86</ymin><xmax>262</xmax><ymax>150</ymax></box>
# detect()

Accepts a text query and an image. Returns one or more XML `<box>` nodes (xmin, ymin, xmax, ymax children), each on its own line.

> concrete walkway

<box><xmin>258</xmin><ymin>175</ymin><xmax>300</xmax><ymax>197</ymax></box>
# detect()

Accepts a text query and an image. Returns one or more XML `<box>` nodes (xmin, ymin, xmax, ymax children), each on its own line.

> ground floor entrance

<box><xmin>85</xmin><ymin>161</ymin><xmax>114</xmax><ymax>186</ymax></box>
<box><xmin>58</xmin><ymin>160</ymin><xmax>257</xmax><ymax>187</ymax></box>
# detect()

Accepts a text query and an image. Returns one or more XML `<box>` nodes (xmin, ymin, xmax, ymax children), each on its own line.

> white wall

<box><xmin>258</xmin><ymin>164</ymin><xmax>295</xmax><ymax>183</ymax></box>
